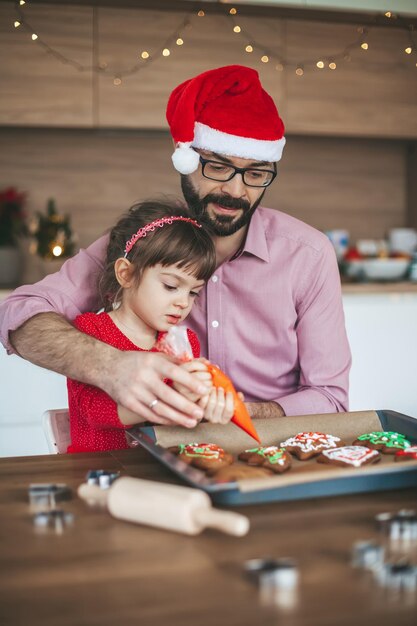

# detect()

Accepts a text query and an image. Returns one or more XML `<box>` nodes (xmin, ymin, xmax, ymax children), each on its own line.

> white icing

<box><xmin>321</xmin><ymin>445</ymin><xmax>379</xmax><ymax>467</ymax></box>
<box><xmin>280</xmin><ymin>432</ymin><xmax>341</xmax><ymax>453</ymax></box>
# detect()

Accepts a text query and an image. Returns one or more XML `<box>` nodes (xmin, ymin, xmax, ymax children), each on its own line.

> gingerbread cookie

<box><xmin>317</xmin><ymin>445</ymin><xmax>381</xmax><ymax>468</ymax></box>
<box><xmin>352</xmin><ymin>431</ymin><xmax>411</xmax><ymax>454</ymax></box>
<box><xmin>280</xmin><ymin>432</ymin><xmax>343</xmax><ymax>460</ymax></box>
<box><xmin>168</xmin><ymin>443</ymin><xmax>233</xmax><ymax>473</ymax></box>
<box><xmin>394</xmin><ymin>446</ymin><xmax>417</xmax><ymax>462</ymax></box>
<box><xmin>238</xmin><ymin>446</ymin><xmax>292</xmax><ymax>474</ymax></box>
<box><xmin>213</xmin><ymin>464</ymin><xmax>273</xmax><ymax>483</ymax></box>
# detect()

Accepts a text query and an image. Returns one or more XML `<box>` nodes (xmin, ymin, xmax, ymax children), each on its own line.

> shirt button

<box><xmin>211</xmin><ymin>320</ymin><xmax>219</xmax><ymax>328</ymax></box>
<box><xmin>211</xmin><ymin>275</ymin><xmax>218</xmax><ymax>283</ymax></box>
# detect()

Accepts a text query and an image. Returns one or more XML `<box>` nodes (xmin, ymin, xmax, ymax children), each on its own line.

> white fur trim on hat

<box><xmin>171</xmin><ymin>142</ymin><xmax>200</xmax><ymax>175</ymax></box>
<box><xmin>192</xmin><ymin>122</ymin><xmax>286</xmax><ymax>162</ymax></box>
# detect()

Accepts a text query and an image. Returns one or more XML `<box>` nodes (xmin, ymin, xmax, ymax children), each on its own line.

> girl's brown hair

<box><xmin>99</xmin><ymin>200</ymin><xmax>216</xmax><ymax>311</ymax></box>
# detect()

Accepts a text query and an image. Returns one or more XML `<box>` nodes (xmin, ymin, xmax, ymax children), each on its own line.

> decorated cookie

<box><xmin>352</xmin><ymin>431</ymin><xmax>411</xmax><ymax>454</ymax></box>
<box><xmin>238</xmin><ymin>446</ymin><xmax>292</xmax><ymax>474</ymax></box>
<box><xmin>280</xmin><ymin>432</ymin><xmax>344</xmax><ymax>460</ymax></box>
<box><xmin>394</xmin><ymin>446</ymin><xmax>417</xmax><ymax>462</ymax></box>
<box><xmin>213</xmin><ymin>464</ymin><xmax>273</xmax><ymax>483</ymax></box>
<box><xmin>317</xmin><ymin>445</ymin><xmax>381</xmax><ymax>468</ymax></box>
<box><xmin>168</xmin><ymin>443</ymin><xmax>233</xmax><ymax>473</ymax></box>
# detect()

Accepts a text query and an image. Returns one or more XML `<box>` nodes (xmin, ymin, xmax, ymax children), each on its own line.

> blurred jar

<box><xmin>325</xmin><ymin>229</ymin><xmax>349</xmax><ymax>262</ymax></box>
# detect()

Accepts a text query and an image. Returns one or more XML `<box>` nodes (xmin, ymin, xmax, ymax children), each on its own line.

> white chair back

<box><xmin>42</xmin><ymin>409</ymin><xmax>70</xmax><ymax>454</ymax></box>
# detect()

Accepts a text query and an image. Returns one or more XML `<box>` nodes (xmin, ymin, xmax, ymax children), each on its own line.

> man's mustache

<box><xmin>202</xmin><ymin>194</ymin><xmax>251</xmax><ymax>212</ymax></box>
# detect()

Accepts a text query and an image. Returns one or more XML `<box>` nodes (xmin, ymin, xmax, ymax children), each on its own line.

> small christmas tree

<box><xmin>32</xmin><ymin>198</ymin><xmax>76</xmax><ymax>260</ymax></box>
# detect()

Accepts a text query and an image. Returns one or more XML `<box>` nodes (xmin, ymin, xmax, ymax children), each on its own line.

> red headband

<box><xmin>124</xmin><ymin>215</ymin><xmax>202</xmax><ymax>257</ymax></box>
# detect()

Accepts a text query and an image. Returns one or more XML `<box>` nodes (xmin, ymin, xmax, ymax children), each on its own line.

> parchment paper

<box><xmin>152</xmin><ymin>410</ymin><xmax>417</xmax><ymax>493</ymax></box>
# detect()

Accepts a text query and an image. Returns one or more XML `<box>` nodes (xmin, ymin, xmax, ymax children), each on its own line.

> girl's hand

<box><xmin>172</xmin><ymin>358</ymin><xmax>212</xmax><ymax>403</ymax></box>
<box><xmin>199</xmin><ymin>387</ymin><xmax>235</xmax><ymax>425</ymax></box>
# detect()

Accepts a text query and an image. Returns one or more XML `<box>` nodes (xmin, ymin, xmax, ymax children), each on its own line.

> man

<box><xmin>0</xmin><ymin>65</ymin><xmax>351</xmax><ymax>428</ymax></box>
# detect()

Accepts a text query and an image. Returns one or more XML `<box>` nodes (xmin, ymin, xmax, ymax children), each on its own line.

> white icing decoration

<box><xmin>321</xmin><ymin>446</ymin><xmax>379</xmax><ymax>467</ymax></box>
<box><xmin>280</xmin><ymin>432</ymin><xmax>341</xmax><ymax>453</ymax></box>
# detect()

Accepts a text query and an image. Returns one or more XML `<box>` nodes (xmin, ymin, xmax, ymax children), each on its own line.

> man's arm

<box><xmin>11</xmin><ymin>312</ymin><xmax>207</xmax><ymax>426</ymax></box>
<box><xmin>246</xmin><ymin>401</ymin><xmax>285</xmax><ymax>419</ymax></box>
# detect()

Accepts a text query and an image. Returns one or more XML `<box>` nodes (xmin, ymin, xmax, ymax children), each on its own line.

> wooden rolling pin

<box><xmin>78</xmin><ymin>476</ymin><xmax>250</xmax><ymax>537</ymax></box>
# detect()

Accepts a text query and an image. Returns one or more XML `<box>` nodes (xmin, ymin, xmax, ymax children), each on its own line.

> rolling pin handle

<box><xmin>193</xmin><ymin>507</ymin><xmax>250</xmax><ymax>536</ymax></box>
<box><xmin>77</xmin><ymin>483</ymin><xmax>109</xmax><ymax>507</ymax></box>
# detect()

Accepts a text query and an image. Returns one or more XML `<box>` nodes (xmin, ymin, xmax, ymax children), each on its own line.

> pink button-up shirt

<box><xmin>0</xmin><ymin>207</ymin><xmax>351</xmax><ymax>415</ymax></box>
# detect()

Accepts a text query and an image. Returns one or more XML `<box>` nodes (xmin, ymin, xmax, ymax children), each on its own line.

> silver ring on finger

<box><xmin>148</xmin><ymin>399</ymin><xmax>159</xmax><ymax>410</ymax></box>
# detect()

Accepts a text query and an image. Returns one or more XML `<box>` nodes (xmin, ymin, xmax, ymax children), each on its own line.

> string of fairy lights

<box><xmin>12</xmin><ymin>0</ymin><xmax>417</xmax><ymax>83</ymax></box>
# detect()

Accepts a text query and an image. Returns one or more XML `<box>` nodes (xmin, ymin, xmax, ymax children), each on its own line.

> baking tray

<box><xmin>126</xmin><ymin>409</ymin><xmax>417</xmax><ymax>506</ymax></box>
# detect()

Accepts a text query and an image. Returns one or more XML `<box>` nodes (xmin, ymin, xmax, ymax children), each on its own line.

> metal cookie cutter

<box><xmin>86</xmin><ymin>469</ymin><xmax>120</xmax><ymax>489</ymax></box>
<box><xmin>376</xmin><ymin>509</ymin><xmax>417</xmax><ymax>542</ymax></box>
<box><xmin>33</xmin><ymin>509</ymin><xmax>74</xmax><ymax>534</ymax></box>
<box><xmin>29</xmin><ymin>483</ymin><xmax>72</xmax><ymax>510</ymax></box>
<box><xmin>352</xmin><ymin>540</ymin><xmax>385</xmax><ymax>571</ymax></box>
<box><xmin>244</xmin><ymin>558</ymin><xmax>299</xmax><ymax>610</ymax></box>
<box><xmin>374</xmin><ymin>561</ymin><xmax>417</xmax><ymax>593</ymax></box>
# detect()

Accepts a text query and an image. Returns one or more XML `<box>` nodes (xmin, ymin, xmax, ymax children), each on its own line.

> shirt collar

<box><xmin>232</xmin><ymin>208</ymin><xmax>270</xmax><ymax>263</ymax></box>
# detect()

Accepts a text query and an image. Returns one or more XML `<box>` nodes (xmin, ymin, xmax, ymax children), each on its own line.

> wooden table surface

<box><xmin>0</xmin><ymin>448</ymin><xmax>416</xmax><ymax>626</ymax></box>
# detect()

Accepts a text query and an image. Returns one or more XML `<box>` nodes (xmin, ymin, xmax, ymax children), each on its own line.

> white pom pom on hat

<box><xmin>166</xmin><ymin>65</ymin><xmax>286</xmax><ymax>174</ymax></box>
<box><xmin>171</xmin><ymin>142</ymin><xmax>200</xmax><ymax>175</ymax></box>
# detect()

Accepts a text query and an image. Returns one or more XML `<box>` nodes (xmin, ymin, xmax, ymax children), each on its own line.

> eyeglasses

<box><xmin>199</xmin><ymin>156</ymin><xmax>277</xmax><ymax>188</ymax></box>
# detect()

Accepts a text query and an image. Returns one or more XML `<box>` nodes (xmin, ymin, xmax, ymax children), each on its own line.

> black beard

<box><xmin>181</xmin><ymin>176</ymin><xmax>265</xmax><ymax>237</ymax></box>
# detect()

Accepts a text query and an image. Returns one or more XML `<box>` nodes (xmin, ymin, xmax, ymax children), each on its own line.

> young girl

<box><xmin>67</xmin><ymin>200</ymin><xmax>234</xmax><ymax>453</ymax></box>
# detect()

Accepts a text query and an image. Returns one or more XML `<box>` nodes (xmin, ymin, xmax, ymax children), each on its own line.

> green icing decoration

<box><xmin>245</xmin><ymin>446</ymin><xmax>286</xmax><ymax>465</ymax></box>
<box><xmin>357</xmin><ymin>431</ymin><xmax>411</xmax><ymax>449</ymax></box>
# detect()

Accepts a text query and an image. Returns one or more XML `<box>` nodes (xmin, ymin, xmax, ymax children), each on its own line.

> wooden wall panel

<box><xmin>0</xmin><ymin>128</ymin><xmax>406</xmax><ymax>256</ymax></box>
<box><xmin>0</xmin><ymin>2</ymin><xmax>416</xmax><ymax>137</ymax></box>
<box><xmin>0</xmin><ymin>3</ymin><xmax>93</xmax><ymax>126</ymax></box>
<box><xmin>284</xmin><ymin>20</ymin><xmax>417</xmax><ymax>138</ymax></box>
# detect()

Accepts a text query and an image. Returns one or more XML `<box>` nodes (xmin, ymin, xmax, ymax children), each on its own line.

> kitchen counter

<box><xmin>0</xmin><ymin>448</ymin><xmax>416</xmax><ymax>626</ymax></box>
<box><xmin>341</xmin><ymin>281</ymin><xmax>417</xmax><ymax>294</ymax></box>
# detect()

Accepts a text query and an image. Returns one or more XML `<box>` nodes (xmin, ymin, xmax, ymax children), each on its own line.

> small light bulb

<box><xmin>52</xmin><ymin>245</ymin><xmax>63</xmax><ymax>257</ymax></box>
<box><xmin>176</xmin><ymin>38</ymin><xmax>183</xmax><ymax>46</ymax></box>
<box><xmin>197</xmin><ymin>10</ymin><xmax>205</xmax><ymax>17</ymax></box>
<box><xmin>14</xmin><ymin>21</ymin><xmax>21</xmax><ymax>28</ymax></box>
<box><xmin>245</xmin><ymin>45</ymin><xmax>253</xmax><ymax>53</ymax></box>
<box><xmin>31</xmin><ymin>33</ymin><xmax>38</xmax><ymax>41</ymax></box>
<box><xmin>19</xmin><ymin>0</ymin><xmax>25</xmax><ymax>5</ymax></box>
<box><xmin>316</xmin><ymin>60</ymin><xmax>324</xmax><ymax>69</ymax></box>
<box><xmin>329</xmin><ymin>61</ymin><xmax>337</xmax><ymax>70</ymax></box>
<box><xmin>229</xmin><ymin>8</ymin><xmax>237</xmax><ymax>15</ymax></box>
<box><xmin>141</xmin><ymin>51</ymin><xmax>149</xmax><ymax>59</ymax></box>
<box><xmin>405</xmin><ymin>47</ymin><xmax>413</xmax><ymax>54</ymax></box>
<box><xmin>113</xmin><ymin>77</ymin><xmax>122</xmax><ymax>86</ymax></box>
<box><xmin>361</xmin><ymin>42</ymin><xmax>369</xmax><ymax>50</ymax></box>
<box><xmin>162</xmin><ymin>48</ymin><xmax>170</xmax><ymax>57</ymax></box>
<box><xmin>385</xmin><ymin>11</ymin><xmax>392</xmax><ymax>18</ymax></box>
<box><xmin>233</xmin><ymin>25</ymin><xmax>241</xmax><ymax>33</ymax></box>
<box><xmin>296</xmin><ymin>66</ymin><xmax>304</xmax><ymax>76</ymax></box>
<box><xmin>261</xmin><ymin>55</ymin><xmax>269</xmax><ymax>63</ymax></box>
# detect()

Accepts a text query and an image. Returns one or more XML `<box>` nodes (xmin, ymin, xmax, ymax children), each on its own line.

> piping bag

<box><xmin>155</xmin><ymin>327</ymin><xmax>261</xmax><ymax>443</ymax></box>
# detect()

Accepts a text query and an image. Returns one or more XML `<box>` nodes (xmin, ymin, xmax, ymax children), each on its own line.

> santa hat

<box><xmin>166</xmin><ymin>65</ymin><xmax>286</xmax><ymax>175</ymax></box>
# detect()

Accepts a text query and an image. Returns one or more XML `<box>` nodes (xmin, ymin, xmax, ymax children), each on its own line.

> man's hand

<box><xmin>104</xmin><ymin>351</ymin><xmax>212</xmax><ymax>428</ymax></box>
<box><xmin>11</xmin><ymin>313</ymin><xmax>211</xmax><ymax>428</ymax></box>
<box><xmin>172</xmin><ymin>358</ymin><xmax>213</xmax><ymax>403</ymax></box>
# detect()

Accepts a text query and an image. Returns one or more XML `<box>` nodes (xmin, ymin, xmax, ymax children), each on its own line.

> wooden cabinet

<box><xmin>1</xmin><ymin>3</ymin><xmax>416</xmax><ymax>137</ymax></box>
